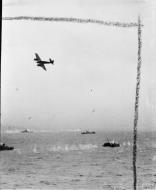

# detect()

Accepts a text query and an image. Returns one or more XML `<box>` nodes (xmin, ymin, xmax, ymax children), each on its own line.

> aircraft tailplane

<box><xmin>49</xmin><ymin>58</ymin><xmax>54</xmax><ymax>64</ymax></box>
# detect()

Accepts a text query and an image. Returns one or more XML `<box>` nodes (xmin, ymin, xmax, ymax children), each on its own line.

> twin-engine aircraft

<box><xmin>34</xmin><ymin>53</ymin><xmax>54</xmax><ymax>71</ymax></box>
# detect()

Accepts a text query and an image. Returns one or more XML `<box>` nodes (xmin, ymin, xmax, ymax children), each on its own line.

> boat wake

<box><xmin>48</xmin><ymin>144</ymin><xmax>98</xmax><ymax>152</ymax></box>
<box><xmin>4</xmin><ymin>129</ymin><xmax>21</xmax><ymax>134</ymax></box>
<box><xmin>122</xmin><ymin>141</ymin><xmax>132</xmax><ymax>146</ymax></box>
<box><xmin>15</xmin><ymin>148</ymin><xmax>22</xmax><ymax>154</ymax></box>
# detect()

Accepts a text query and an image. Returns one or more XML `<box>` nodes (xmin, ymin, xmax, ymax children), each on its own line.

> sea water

<box><xmin>0</xmin><ymin>131</ymin><xmax>156</xmax><ymax>189</ymax></box>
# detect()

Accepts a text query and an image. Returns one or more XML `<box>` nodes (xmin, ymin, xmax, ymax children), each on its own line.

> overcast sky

<box><xmin>1</xmin><ymin>0</ymin><xmax>156</xmax><ymax>132</ymax></box>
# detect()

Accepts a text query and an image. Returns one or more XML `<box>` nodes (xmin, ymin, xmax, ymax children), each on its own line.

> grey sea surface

<box><xmin>0</xmin><ymin>131</ymin><xmax>156</xmax><ymax>189</ymax></box>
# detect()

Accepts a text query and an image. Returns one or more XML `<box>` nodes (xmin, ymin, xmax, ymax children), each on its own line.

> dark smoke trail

<box><xmin>3</xmin><ymin>15</ymin><xmax>143</xmax><ymax>190</ymax></box>
<box><xmin>133</xmin><ymin>15</ymin><xmax>142</xmax><ymax>190</ymax></box>
<box><xmin>2</xmin><ymin>16</ymin><xmax>142</xmax><ymax>28</ymax></box>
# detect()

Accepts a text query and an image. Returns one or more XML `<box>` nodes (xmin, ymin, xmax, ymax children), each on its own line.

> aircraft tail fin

<box><xmin>49</xmin><ymin>58</ymin><xmax>54</xmax><ymax>64</ymax></box>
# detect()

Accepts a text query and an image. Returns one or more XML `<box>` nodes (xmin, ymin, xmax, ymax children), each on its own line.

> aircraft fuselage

<box><xmin>37</xmin><ymin>61</ymin><xmax>52</xmax><ymax>65</ymax></box>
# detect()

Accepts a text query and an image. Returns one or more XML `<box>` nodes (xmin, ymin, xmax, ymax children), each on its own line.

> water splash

<box><xmin>152</xmin><ymin>142</ymin><xmax>156</xmax><ymax>148</ymax></box>
<box><xmin>152</xmin><ymin>155</ymin><xmax>156</xmax><ymax>161</ymax></box>
<box><xmin>33</xmin><ymin>144</ymin><xmax>39</xmax><ymax>153</ymax></box>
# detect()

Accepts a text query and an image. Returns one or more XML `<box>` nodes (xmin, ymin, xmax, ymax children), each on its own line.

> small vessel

<box><xmin>21</xmin><ymin>129</ymin><xmax>32</xmax><ymax>133</ymax></box>
<box><xmin>0</xmin><ymin>143</ymin><xmax>14</xmax><ymax>151</ymax></box>
<box><xmin>81</xmin><ymin>130</ymin><xmax>96</xmax><ymax>135</ymax></box>
<box><xmin>0</xmin><ymin>120</ymin><xmax>14</xmax><ymax>151</ymax></box>
<box><xmin>102</xmin><ymin>139</ymin><xmax>120</xmax><ymax>148</ymax></box>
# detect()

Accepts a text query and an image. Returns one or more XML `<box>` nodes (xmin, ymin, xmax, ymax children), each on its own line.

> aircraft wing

<box><xmin>35</xmin><ymin>53</ymin><xmax>41</xmax><ymax>61</ymax></box>
<box><xmin>40</xmin><ymin>64</ymin><xmax>47</xmax><ymax>71</ymax></box>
